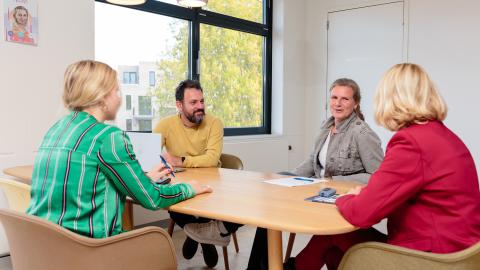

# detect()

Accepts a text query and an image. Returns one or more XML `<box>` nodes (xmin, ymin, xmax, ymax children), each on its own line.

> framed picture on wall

<box><xmin>4</xmin><ymin>0</ymin><xmax>38</xmax><ymax>45</ymax></box>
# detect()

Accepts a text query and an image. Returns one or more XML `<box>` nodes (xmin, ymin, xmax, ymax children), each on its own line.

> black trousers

<box><xmin>169</xmin><ymin>211</ymin><xmax>242</xmax><ymax>233</ymax></box>
<box><xmin>247</xmin><ymin>227</ymin><xmax>269</xmax><ymax>270</ymax></box>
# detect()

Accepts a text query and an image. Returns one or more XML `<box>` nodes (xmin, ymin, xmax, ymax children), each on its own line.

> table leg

<box><xmin>122</xmin><ymin>200</ymin><xmax>134</xmax><ymax>231</ymax></box>
<box><xmin>267</xmin><ymin>229</ymin><xmax>283</xmax><ymax>270</ymax></box>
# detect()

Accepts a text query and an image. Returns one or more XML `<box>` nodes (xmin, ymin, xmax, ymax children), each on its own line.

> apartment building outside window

<box><xmin>149</xmin><ymin>71</ymin><xmax>156</xmax><ymax>87</ymax></box>
<box><xmin>122</xmin><ymin>72</ymin><xmax>138</xmax><ymax>84</ymax></box>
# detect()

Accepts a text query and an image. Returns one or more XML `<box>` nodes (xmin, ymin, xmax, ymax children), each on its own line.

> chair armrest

<box><xmin>73</xmin><ymin>226</ymin><xmax>173</xmax><ymax>246</ymax></box>
<box><xmin>338</xmin><ymin>241</ymin><xmax>480</xmax><ymax>270</ymax></box>
<box><xmin>59</xmin><ymin>226</ymin><xmax>178</xmax><ymax>269</ymax></box>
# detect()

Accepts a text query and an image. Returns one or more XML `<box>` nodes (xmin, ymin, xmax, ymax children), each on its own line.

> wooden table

<box><xmin>169</xmin><ymin>168</ymin><xmax>360</xmax><ymax>270</ymax></box>
<box><xmin>3</xmin><ymin>165</ymin><xmax>361</xmax><ymax>270</ymax></box>
<box><xmin>3</xmin><ymin>165</ymin><xmax>33</xmax><ymax>184</ymax></box>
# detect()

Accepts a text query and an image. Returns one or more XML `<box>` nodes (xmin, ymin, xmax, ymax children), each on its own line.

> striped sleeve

<box><xmin>97</xmin><ymin>130</ymin><xmax>195</xmax><ymax>210</ymax></box>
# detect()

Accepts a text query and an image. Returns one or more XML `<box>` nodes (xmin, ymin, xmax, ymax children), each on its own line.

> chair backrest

<box><xmin>0</xmin><ymin>178</ymin><xmax>31</xmax><ymax>212</ymax></box>
<box><xmin>339</xmin><ymin>241</ymin><xmax>480</xmax><ymax>270</ymax></box>
<box><xmin>0</xmin><ymin>209</ymin><xmax>177</xmax><ymax>270</ymax></box>
<box><xmin>220</xmin><ymin>153</ymin><xmax>244</xmax><ymax>170</ymax></box>
<box><xmin>0</xmin><ymin>178</ymin><xmax>31</xmax><ymax>256</ymax></box>
<box><xmin>0</xmin><ymin>189</ymin><xmax>10</xmax><ymax>256</ymax></box>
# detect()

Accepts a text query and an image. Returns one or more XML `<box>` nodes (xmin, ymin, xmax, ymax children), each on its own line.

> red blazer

<box><xmin>336</xmin><ymin>121</ymin><xmax>480</xmax><ymax>253</ymax></box>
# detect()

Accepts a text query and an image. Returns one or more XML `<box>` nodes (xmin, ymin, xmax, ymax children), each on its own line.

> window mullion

<box><xmin>264</xmin><ymin>0</ymin><xmax>273</xmax><ymax>134</ymax></box>
<box><xmin>190</xmin><ymin>11</ymin><xmax>200</xmax><ymax>81</ymax></box>
<box><xmin>197</xmin><ymin>10</ymin><xmax>268</xmax><ymax>36</ymax></box>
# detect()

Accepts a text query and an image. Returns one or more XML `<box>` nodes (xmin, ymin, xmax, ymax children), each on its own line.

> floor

<box><xmin>171</xmin><ymin>225</ymin><xmax>311</xmax><ymax>270</ymax></box>
<box><xmin>0</xmin><ymin>224</ymin><xmax>316</xmax><ymax>270</ymax></box>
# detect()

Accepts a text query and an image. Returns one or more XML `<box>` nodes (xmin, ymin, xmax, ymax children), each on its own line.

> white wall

<box><xmin>407</xmin><ymin>0</ymin><xmax>480</xmax><ymax>170</ymax></box>
<box><xmin>0</xmin><ymin>0</ymin><xmax>94</xmax><ymax>174</ymax></box>
<box><xmin>278</xmin><ymin>0</ymin><xmax>307</xmax><ymax>170</ymax></box>
<box><xmin>305</xmin><ymin>0</ymin><xmax>480</xmax><ymax>172</ymax></box>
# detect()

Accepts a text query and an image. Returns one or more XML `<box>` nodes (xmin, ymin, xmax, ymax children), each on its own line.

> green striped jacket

<box><xmin>27</xmin><ymin>111</ymin><xmax>195</xmax><ymax>238</ymax></box>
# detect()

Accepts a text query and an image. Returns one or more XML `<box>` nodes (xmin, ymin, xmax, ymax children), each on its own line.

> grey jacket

<box><xmin>292</xmin><ymin>113</ymin><xmax>383</xmax><ymax>183</ymax></box>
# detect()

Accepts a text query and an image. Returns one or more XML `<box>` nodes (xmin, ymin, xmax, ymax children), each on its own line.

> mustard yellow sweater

<box><xmin>153</xmin><ymin>114</ymin><xmax>223</xmax><ymax>167</ymax></box>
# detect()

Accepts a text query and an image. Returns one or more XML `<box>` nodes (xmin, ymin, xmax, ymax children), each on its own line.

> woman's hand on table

<box><xmin>345</xmin><ymin>186</ymin><xmax>362</xmax><ymax>196</ymax></box>
<box><xmin>187</xmin><ymin>180</ymin><xmax>213</xmax><ymax>195</ymax></box>
<box><xmin>337</xmin><ymin>186</ymin><xmax>363</xmax><ymax>198</ymax></box>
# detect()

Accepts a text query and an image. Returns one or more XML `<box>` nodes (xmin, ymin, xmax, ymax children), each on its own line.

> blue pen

<box><xmin>293</xmin><ymin>177</ymin><xmax>314</xmax><ymax>182</ymax></box>
<box><xmin>159</xmin><ymin>155</ymin><xmax>176</xmax><ymax>177</ymax></box>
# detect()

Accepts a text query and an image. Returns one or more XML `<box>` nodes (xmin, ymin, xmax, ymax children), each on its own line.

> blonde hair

<box><xmin>374</xmin><ymin>63</ymin><xmax>447</xmax><ymax>131</ymax></box>
<box><xmin>63</xmin><ymin>60</ymin><xmax>117</xmax><ymax>111</ymax></box>
<box><xmin>12</xmin><ymin>6</ymin><xmax>28</xmax><ymax>25</ymax></box>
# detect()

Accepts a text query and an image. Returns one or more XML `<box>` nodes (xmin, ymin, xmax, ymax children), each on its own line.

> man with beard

<box><xmin>154</xmin><ymin>79</ymin><xmax>241</xmax><ymax>268</ymax></box>
<box><xmin>154</xmin><ymin>79</ymin><xmax>223</xmax><ymax>168</ymax></box>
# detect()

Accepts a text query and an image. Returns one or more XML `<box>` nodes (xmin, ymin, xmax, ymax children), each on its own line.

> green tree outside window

<box><xmin>151</xmin><ymin>0</ymin><xmax>264</xmax><ymax>128</ymax></box>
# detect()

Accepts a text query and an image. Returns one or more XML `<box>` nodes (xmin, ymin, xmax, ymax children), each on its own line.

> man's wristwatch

<box><xmin>181</xmin><ymin>156</ymin><xmax>185</xmax><ymax>162</ymax></box>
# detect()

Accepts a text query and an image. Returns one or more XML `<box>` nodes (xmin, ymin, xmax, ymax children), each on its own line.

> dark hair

<box><xmin>175</xmin><ymin>79</ymin><xmax>203</xmax><ymax>101</ymax></box>
<box><xmin>329</xmin><ymin>78</ymin><xmax>364</xmax><ymax>120</ymax></box>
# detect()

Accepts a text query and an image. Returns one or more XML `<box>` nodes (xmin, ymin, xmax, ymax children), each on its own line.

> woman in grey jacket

<box><xmin>293</xmin><ymin>78</ymin><xmax>383</xmax><ymax>183</ymax></box>
<box><xmin>247</xmin><ymin>78</ymin><xmax>383</xmax><ymax>270</ymax></box>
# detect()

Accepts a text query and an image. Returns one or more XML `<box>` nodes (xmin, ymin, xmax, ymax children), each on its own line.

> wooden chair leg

<box><xmin>122</xmin><ymin>200</ymin><xmax>134</xmax><ymax>231</ymax></box>
<box><xmin>167</xmin><ymin>219</ymin><xmax>175</xmax><ymax>236</ymax></box>
<box><xmin>284</xmin><ymin>233</ymin><xmax>296</xmax><ymax>262</ymax></box>
<box><xmin>222</xmin><ymin>246</ymin><xmax>230</xmax><ymax>270</ymax></box>
<box><xmin>232</xmin><ymin>232</ymin><xmax>239</xmax><ymax>253</ymax></box>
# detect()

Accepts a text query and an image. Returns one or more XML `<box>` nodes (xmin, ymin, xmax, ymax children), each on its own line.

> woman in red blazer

<box><xmin>289</xmin><ymin>63</ymin><xmax>480</xmax><ymax>270</ymax></box>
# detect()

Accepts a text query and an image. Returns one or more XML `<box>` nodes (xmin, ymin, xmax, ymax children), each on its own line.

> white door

<box><xmin>327</xmin><ymin>1</ymin><xmax>405</xmax><ymax>151</ymax></box>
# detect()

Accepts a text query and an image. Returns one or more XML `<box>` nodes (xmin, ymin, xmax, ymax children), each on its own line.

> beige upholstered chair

<box><xmin>218</xmin><ymin>153</ymin><xmax>242</xmax><ymax>268</ymax></box>
<box><xmin>0</xmin><ymin>178</ymin><xmax>31</xmax><ymax>256</ymax></box>
<box><xmin>338</xmin><ymin>241</ymin><xmax>480</xmax><ymax>270</ymax></box>
<box><xmin>167</xmin><ymin>153</ymin><xmax>243</xmax><ymax>270</ymax></box>
<box><xmin>0</xmin><ymin>178</ymin><xmax>31</xmax><ymax>212</ymax></box>
<box><xmin>0</xmin><ymin>208</ymin><xmax>177</xmax><ymax>270</ymax></box>
<box><xmin>219</xmin><ymin>153</ymin><xmax>244</xmax><ymax>170</ymax></box>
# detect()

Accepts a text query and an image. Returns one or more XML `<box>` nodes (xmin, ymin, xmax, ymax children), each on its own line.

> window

<box><xmin>138</xmin><ymin>120</ymin><xmax>152</xmax><ymax>132</ymax></box>
<box><xmin>149</xmin><ymin>71</ymin><xmax>156</xmax><ymax>86</ymax></box>
<box><xmin>203</xmin><ymin>0</ymin><xmax>263</xmax><ymax>23</ymax></box>
<box><xmin>122</xmin><ymin>72</ymin><xmax>138</xmax><ymax>84</ymax></box>
<box><xmin>153</xmin><ymin>0</ymin><xmax>179</xmax><ymax>5</ymax></box>
<box><xmin>126</xmin><ymin>119</ymin><xmax>132</xmax><ymax>131</ymax></box>
<box><xmin>201</xmin><ymin>25</ymin><xmax>264</xmax><ymax>128</ymax></box>
<box><xmin>95</xmin><ymin>0</ymin><xmax>272</xmax><ymax>135</ymax></box>
<box><xmin>95</xmin><ymin>1</ymin><xmax>188</xmax><ymax>132</ymax></box>
<box><xmin>126</xmin><ymin>95</ymin><xmax>131</xmax><ymax>110</ymax></box>
<box><xmin>138</xmin><ymin>96</ymin><xmax>152</xmax><ymax>115</ymax></box>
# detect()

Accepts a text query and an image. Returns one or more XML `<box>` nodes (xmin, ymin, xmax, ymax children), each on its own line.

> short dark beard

<box><xmin>185</xmin><ymin>109</ymin><xmax>205</xmax><ymax>125</ymax></box>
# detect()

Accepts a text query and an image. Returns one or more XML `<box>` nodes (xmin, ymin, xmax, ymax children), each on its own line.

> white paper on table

<box><xmin>263</xmin><ymin>177</ymin><xmax>327</xmax><ymax>187</ymax></box>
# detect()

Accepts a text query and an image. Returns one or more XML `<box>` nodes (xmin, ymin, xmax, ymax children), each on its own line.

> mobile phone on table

<box><xmin>174</xmin><ymin>167</ymin><xmax>186</xmax><ymax>173</ymax></box>
<box><xmin>319</xmin><ymin>187</ymin><xmax>336</xmax><ymax>197</ymax></box>
<box><xmin>156</xmin><ymin>178</ymin><xmax>171</xmax><ymax>185</ymax></box>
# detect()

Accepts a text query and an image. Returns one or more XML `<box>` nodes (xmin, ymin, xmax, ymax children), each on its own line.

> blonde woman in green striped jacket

<box><xmin>27</xmin><ymin>60</ymin><xmax>212</xmax><ymax>238</ymax></box>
